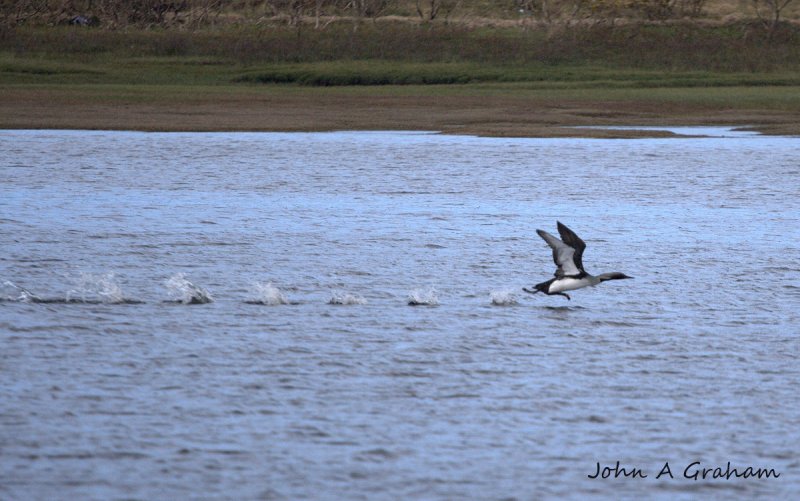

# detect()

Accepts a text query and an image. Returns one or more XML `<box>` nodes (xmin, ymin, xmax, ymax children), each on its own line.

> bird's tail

<box><xmin>524</xmin><ymin>277</ymin><xmax>554</xmax><ymax>295</ymax></box>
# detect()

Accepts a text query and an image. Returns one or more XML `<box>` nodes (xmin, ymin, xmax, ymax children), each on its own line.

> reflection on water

<box><xmin>572</xmin><ymin>125</ymin><xmax>762</xmax><ymax>138</ymax></box>
<box><xmin>1</xmin><ymin>129</ymin><xmax>799</xmax><ymax>500</ymax></box>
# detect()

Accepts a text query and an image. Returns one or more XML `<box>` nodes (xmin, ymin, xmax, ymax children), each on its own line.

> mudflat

<box><xmin>4</xmin><ymin>84</ymin><xmax>800</xmax><ymax>138</ymax></box>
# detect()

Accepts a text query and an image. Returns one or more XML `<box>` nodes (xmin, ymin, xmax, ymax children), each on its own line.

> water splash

<box><xmin>165</xmin><ymin>273</ymin><xmax>213</xmax><ymax>304</ymax></box>
<box><xmin>248</xmin><ymin>281</ymin><xmax>289</xmax><ymax>305</ymax></box>
<box><xmin>408</xmin><ymin>288</ymin><xmax>439</xmax><ymax>306</ymax></box>
<box><xmin>490</xmin><ymin>289</ymin><xmax>519</xmax><ymax>306</ymax></box>
<box><xmin>66</xmin><ymin>272</ymin><xmax>127</xmax><ymax>304</ymax></box>
<box><xmin>2</xmin><ymin>281</ymin><xmax>42</xmax><ymax>302</ymax></box>
<box><xmin>328</xmin><ymin>290</ymin><xmax>367</xmax><ymax>305</ymax></box>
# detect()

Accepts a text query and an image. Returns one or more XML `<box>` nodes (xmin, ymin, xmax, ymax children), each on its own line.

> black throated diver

<box><xmin>523</xmin><ymin>222</ymin><xmax>632</xmax><ymax>300</ymax></box>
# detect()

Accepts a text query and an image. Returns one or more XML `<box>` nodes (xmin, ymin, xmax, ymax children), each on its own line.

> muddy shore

<box><xmin>3</xmin><ymin>85</ymin><xmax>799</xmax><ymax>138</ymax></box>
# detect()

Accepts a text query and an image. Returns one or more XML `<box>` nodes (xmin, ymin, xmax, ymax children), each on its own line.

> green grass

<box><xmin>231</xmin><ymin>60</ymin><xmax>800</xmax><ymax>88</ymax></box>
<box><xmin>4</xmin><ymin>50</ymin><xmax>800</xmax><ymax>91</ymax></box>
<box><xmin>0</xmin><ymin>53</ymin><xmax>234</xmax><ymax>85</ymax></box>
<box><xmin>11</xmin><ymin>80</ymin><xmax>800</xmax><ymax>116</ymax></box>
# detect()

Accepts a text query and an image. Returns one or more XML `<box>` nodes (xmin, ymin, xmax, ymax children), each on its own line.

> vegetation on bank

<box><xmin>1</xmin><ymin>20</ymin><xmax>799</xmax><ymax>89</ymax></box>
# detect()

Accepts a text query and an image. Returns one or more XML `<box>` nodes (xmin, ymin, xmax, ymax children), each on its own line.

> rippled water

<box><xmin>1</xmin><ymin>129</ymin><xmax>799</xmax><ymax>500</ymax></box>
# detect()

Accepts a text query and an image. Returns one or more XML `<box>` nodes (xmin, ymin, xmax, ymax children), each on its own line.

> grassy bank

<box><xmin>2</xmin><ymin>22</ymin><xmax>800</xmax><ymax>136</ymax></box>
<box><xmin>3</xmin><ymin>22</ymin><xmax>800</xmax><ymax>87</ymax></box>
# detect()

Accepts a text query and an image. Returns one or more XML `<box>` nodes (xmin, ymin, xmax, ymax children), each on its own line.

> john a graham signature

<box><xmin>588</xmin><ymin>461</ymin><xmax>781</xmax><ymax>480</ymax></box>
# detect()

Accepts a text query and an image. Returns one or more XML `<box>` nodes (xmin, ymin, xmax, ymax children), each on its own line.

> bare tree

<box><xmin>349</xmin><ymin>0</ymin><xmax>389</xmax><ymax>18</ymax></box>
<box><xmin>311</xmin><ymin>0</ymin><xmax>346</xmax><ymax>29</ymax></box>
<box><xmin>344</xmin><ymin>0</ymin><xmax>389</xmax><ymax>31</ymax></box>
<box><xmin>752</xmin><ymin>0</ymin><xmax>794</xmax><ymax>31</ymax></box>
<box><xmin>192</xmin><ymin>0</ymin><xmax>223</xmax><ymax>26</ymax></box>
<box><xmin>515</xmin><ymin>0</ymin><xmax>592</xmax><ymax>23</ymax></box>
<box><xmin>314</xmin><ymin>0</ymin><xmax>324</xmax><ymax>28</ymax></box>
<box><xmin>628</xmin><ymin>0</ymin><xmax>676</xmax><ymax>20</ymax></box>
<box><xmin>84</xmin><ymin>0</ymin><xmax>190</xmax><ymax>27</ymax></box>
<box><xmin>515</xmin><ymin>0</ymin><xmax>550</xmax><ymax>22</ymax></box>
<box><xmin>1</xmin><ymin>0</ymin><xmax>52</xmax><ymax>25</ymax></box>
<box><xmin>415</xmin><ymin>0</ymin><xmax>459</xmax><ymax>21</ymax></box>
<box><xmin>674</xmin><ymin>0</ymin><xmax>706</xmax><ymax>16</ymax></box>
<box><xmin>265</xmin><ymin>0</ymin><xmax>303</xmax><ymax>25</ymax></box>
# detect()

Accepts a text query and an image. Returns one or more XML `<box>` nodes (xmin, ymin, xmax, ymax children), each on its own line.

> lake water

<box><xmin>1</xmin><ymin>128</ymin><xmax>799</xmax><ymax>500</ymax></box>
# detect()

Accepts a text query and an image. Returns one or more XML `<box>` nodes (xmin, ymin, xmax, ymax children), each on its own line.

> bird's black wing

<box><xmin>536</xmin><ymin>228</ymin><xmax>581</xmax><ymax>277</ymax></box>
<box><xmin>556</xmin><ymin>222</ymin><xmax>586</xmax><ymax>272</ymax></box>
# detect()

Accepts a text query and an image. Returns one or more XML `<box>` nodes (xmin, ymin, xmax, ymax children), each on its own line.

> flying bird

<box><xmin>523</xmin><ymin>222</ymin><xmax>632</xmax><ymax>300</ymax></box>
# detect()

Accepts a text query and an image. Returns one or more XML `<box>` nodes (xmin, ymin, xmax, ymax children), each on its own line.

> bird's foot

<box><xmin>559</xmin><ymin>293</ymin><xmax>571</xmax><ymax>301</ymax></box>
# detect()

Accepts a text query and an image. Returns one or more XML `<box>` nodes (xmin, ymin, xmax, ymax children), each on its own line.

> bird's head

<box><xmin>598</xmin><ymin>272</ymin><xmax>633</xmax><ymax>281</ymax></box>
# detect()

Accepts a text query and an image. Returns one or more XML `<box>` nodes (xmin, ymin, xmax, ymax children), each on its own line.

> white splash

<box><xmin>328</xmin><ymin>290</ymin><xmax>367</xmax><ymax>305</ymax></box>
<box><xmin>249</xmin><ymin>281</ymin><xmax>289</xmax><ymax>305</ymax></box>
<box><xmin>490</xmin><ymin>289</ymin><xmax>519</xmax><ymax>306</ymax></box>
<box><xmin>408</xmin><ymin>287</ymin><xmax>439</xmax><ymax>306</ymax></box>
<box><xmin>2</xmin><ymin>281</ymin><xmax>42</xmax><ymax>302</ymax></box>
<box><xmin>165</xmin><ymin>273</ymin><xmax>213</xmax><ymax>304</ymax></box>
<box><xmin>66</xmin><ymin>272</ymin><xmax>126</xmax><ymax>303</ymax></box>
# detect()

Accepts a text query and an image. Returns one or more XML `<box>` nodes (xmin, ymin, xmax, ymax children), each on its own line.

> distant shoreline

<box><xmin>3</xmin><ymin>21</ymin><xmax>799</xmax><ymax>138</ymax></box>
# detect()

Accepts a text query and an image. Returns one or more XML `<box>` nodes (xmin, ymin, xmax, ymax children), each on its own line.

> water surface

<box><xmin>1</xmin><ymin>129</ymin><xmax>799</xmax><ymax>500</ymax></box>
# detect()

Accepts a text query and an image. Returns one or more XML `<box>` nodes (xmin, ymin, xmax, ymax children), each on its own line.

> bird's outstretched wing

<box><xmin>556</xmin><ymin>221</ymin><xmax>586</xmax><ymax>272</ymax></box>
<box><xmin>536</xmin><ymin>228</ymin><xmax>582</xmax><ymax>278</ymax></box>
